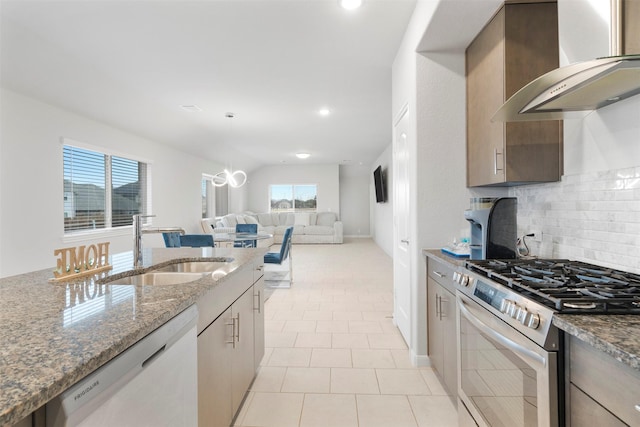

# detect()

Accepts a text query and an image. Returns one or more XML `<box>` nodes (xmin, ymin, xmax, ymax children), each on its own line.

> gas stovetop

<box><xmin>465</xmin><ymin>258</ymin><xmax>640</xmax><ymax>314</ymax></box>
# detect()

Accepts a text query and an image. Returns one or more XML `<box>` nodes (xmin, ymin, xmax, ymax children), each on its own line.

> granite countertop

<box><xmin>0</xmin><ymin>247</ymin><xmax>266</xmax><ymax>426</ymax></box>
<box><xmin>422</xmin><ymin>248</ymin><xmax>468</xmax><ymax>269</ymax></box>
<box><xmin>553</xmin><ymin>314</ymin><xmax>640</xmax><ymax>371</ymax></box>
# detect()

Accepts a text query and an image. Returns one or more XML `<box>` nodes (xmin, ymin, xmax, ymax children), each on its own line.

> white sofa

<box><xmin>203</xmin><ymin>212</ymin><xmax>343</xmax><ymax>245</ymax></box>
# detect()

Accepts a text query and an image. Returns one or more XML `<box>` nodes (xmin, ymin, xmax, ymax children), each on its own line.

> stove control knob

<box><xmin>516</xmin><ymin>307</ymin><xmax>529</xmax><ymax>324</ymax></box>
<box><xmin>508</xmin><ymin>303</ymin><xmax>519</xmax><ymax>318</ymax></box>
<box><xmin>527</xmin><ymin>313</ymin><xmax>541</xmax><ymax>329</ymax></box>
<box><xmin>452</xmin><ymin>272</ymin><xmax>460</xmax><ymax>283</ymax></box>
<box><xmin>460</xmin><ymin>274</ymin><xmax>470</xmax><ymax>287</ymax></box>
<box><xmin>500</xmin><ymin>299</ymin><xmax>511</xmax><ymax>314</ymax></box>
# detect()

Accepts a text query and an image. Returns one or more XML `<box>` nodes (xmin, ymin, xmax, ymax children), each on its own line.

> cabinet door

<box><xmin>198</xmin><ymin>307</ymin><xmax>234</xmax><ymax>427</ymax></box>
<box><xmin>254</xmin><ymin>276</ymin><xmax>265</xmax><ymax>371</ymax></box>
<box><xmin>427</xmin><ymin>276</ymin><xmax>444</xmax><ymax>376</ymax></box>
<box><xmin>440</xmin><ymin>287</ymin><xmax>457</xmax><ymax>398</ymax></box>
<box><xmin>231</xmin><ymin>287</ymin><xmax>255</xmax><ymax>415</ymax></box>
<box><xmin>569</xmin><ymin>384</ymin><xmax>626</xmax><ymax>427</ymax></box>
<box><xmin>466</xmin><ymin>6</ymin><xmax>506</xmax><ymax>187</ymax></box>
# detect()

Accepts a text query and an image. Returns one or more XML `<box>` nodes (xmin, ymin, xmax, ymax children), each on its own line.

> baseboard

<box><xmin>411</xmin><ymin>351</ymin><xmax>431</xmax><ymax>368</ymax></box>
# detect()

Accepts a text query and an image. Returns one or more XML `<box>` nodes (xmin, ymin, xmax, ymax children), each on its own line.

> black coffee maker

<box><xmin>464</xmin><ymin>197</ymin><xmax>517</xmax><ymax>260</ymax></box>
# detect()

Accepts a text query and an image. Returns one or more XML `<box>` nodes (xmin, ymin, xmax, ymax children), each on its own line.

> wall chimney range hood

<box><xmin>493</xmin><ymin>54</ymin><xmax>640</xmax><ymax>122</ymax></box>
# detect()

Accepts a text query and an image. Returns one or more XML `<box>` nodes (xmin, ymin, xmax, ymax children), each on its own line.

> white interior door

<box><xmin>393</xmin><ymin>105</ymin><xmax>411</xmax><ymax>344</ymax></box>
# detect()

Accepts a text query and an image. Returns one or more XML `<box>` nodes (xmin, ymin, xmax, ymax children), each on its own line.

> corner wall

<box><xmin>0</xmin><ymin>89</ymin><xmax>225</xmax><ymax>277</ymax></box>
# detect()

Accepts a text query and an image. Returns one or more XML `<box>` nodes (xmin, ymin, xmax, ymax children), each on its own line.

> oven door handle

<box><xmin>457</xmin><ymin>294</ymin><xmax>547</xmax><ymax>369</ymax></box>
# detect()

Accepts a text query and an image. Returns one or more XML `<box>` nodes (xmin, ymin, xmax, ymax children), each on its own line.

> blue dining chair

<box><xmin>264</xmin><ymin>226</ymin><xmax>293</xmax><ymax>287</ymax></box>
<box><xmin>162</xmin><ymin>233</ymin><xmax>214</xmax><ymax>248</ymax></box>
<box><xmin>162</xmin><ymin>232</ymin><xmax>182</xmax><ymax>247</ymax></box>
<box><xmin>180</xmin><ymin>234</ymin><xmax>214</xmax><ymax>247</ymax></box>
<box><xmin>235</xmin><ymin>223</ymin><xmax>258</xmax><ymax>248</ymax></box>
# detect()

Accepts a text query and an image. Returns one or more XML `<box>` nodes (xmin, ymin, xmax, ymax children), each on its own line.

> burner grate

<box><xmin>465</xmin><ymin>259</ymin><xmax>640</xmax><ymax>313</ymax></box>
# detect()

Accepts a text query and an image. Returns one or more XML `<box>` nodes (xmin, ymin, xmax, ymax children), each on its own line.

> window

<box><xmin>270</xmin><ymin>184</ymin><xmax>317</xmax><ymax>213</ymax></box>
<box><xmin>63</xmin><ymin>144</ymin><xmax>148</xmax><ymax>234</ymax></box>
<box><xmin>201</xmin><ymin>174</ymin><xmax>228</xmax><ymax>218</ymax></box>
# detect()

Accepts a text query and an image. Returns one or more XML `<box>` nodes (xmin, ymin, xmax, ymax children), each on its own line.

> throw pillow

<box><xmin>258</xmin><ymin>213</ymin><xmax>272</xmax><ymax>226</ymax></box>
<box><xmin>236</xmin><ymin>215</ymin><xmax>246</xmax><ymax>224</ymax></box>
<box><xmin>316</xmin><ymin>212</ymin><xmax>336</xmax><ymax>227</ymax></box>
<box><xmin>221</xmin><ymin>214</ymin><xmax>237</xmax><ymax>228</ymax></box>
<box><xmin>294</xmin><ymin>213</ymin><xmax>310</xmax><ymax>226</ymax></box>
<box><xmin>309</xmin><ymin>212</ymin><xmax>318</xmax><ymax>226</ymax></box>
<box><xmin>245</xmin><ymin>215</ymin><xmax>259</xmax><ymax>225</ymax></box>
<box><xmin>285</xmin><ymin>213</ymin><xmax>295</xmax><ymax>226</ymax></box>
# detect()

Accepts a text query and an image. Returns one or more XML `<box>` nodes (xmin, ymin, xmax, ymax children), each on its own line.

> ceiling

<box><xmin>0</xmin><ymin>0</ymin><xmax>417</xmax><ymax>173</ymax></box>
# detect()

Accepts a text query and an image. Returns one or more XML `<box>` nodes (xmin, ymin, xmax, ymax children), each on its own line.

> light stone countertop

<box><xmin>553</xmin><ymin>314</ymin><xmax>640</xmax><ymax>371</ymax></box>
<box><xmin>422</xmin><ymin>249</ymin><xmax>640</xmax><ymax>372</ymax></box>
<box><xmin>0</xmin><ymin>247</ymin><xmax>266</xmax><ymax>427</ymax></box>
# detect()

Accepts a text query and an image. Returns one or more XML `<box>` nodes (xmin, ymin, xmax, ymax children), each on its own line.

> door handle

<box><xmin>401</xmin><ymin>239</ymin><xmax>409</xmax><ymax>244</ymax></box>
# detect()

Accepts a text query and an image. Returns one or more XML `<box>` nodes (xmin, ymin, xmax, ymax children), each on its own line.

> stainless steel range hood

<box><xmin>492</xmin><ymin>54</ymin><xmax>640</xmax><ymax>122</ymax></box>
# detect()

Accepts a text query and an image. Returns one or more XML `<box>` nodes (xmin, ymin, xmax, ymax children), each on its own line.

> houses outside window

<box><xmin>270</xmin><ymin>184</ymin><xmax>317</xmax><ymax>213</ymax></box>
<box><xmin>63</xmin><ymin>143</ymin><xmax>149</xmax><ymax>234</ymax></box>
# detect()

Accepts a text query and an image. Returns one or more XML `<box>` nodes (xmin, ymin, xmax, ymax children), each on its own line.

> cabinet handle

<box><xmin>235</xmin><ymin>313</ymin><xmax>241</xmax><ymax>343</ymax></box>
<box><xmin>254</xmin><ymin>290</ymin><xmax>262</xmax><ymax>313</ymax></box>
<box><xmin>435</xmin><ymin>294</ymin><xmax>440</xmax><ymax>318</ymax></box>
<box><xmin>439</xmin><ymin>296</ymin><xmax>448</xmax><ymax>320</ymax></box>
<box><xmin>433</xmin><ymin>271</ymin><xmax>446</xmax><ymax>278</ymax></box>
<box><xmin>494</xmin><ymin>148</ymin><xmax>504</xmax><ymax>175</ymax></box>
<box><xmin>226</xmin><ymin>318</ymin><xmax>235</xmax><ymax>347</ymax></box>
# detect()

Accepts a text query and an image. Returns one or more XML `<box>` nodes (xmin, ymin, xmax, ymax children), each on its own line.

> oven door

<box><xmin>456</xmin><ymin>292</ymin><xmax>558</xmax><ymax>427</ymax></box>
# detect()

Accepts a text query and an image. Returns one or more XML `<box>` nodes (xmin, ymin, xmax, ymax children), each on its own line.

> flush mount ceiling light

<box><xmin>339</xmin><ymin>0</ymin><xmax>362</xmax><ymax>10</ymax></box>
<box><xmin>318</xmin><ymin>108</ymin><xmax>331</xmax><ymax>116</ymax></box>
<box><xmin>296</xmin><ymin>152</ymin><xmax>311</xmax><ymax>159</ymax></box>
<box><xmin>211</xmin><ymin>169</ymin><xmax>247</xmax><ymax>188</ymax></box>
<box><xmin>180</xmin><ymin>104</ymin><xmax>202</xmax><ymax>112</ymax></box>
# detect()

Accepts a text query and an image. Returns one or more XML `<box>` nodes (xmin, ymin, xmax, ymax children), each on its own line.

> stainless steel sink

<box><xmin>151</xmin><ymin>261</ymin><xmax>232</xmax><ymax>273</ymax></box>
<box><xmin>110</xmin><ymin>272</ymin><xmax>208</xmax><ymax>286</ymax></box>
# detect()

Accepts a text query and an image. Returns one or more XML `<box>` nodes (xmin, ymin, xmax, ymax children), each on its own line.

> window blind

<box><xmin>63</xmin><ymin>145</ymin><xmax>147</xmax><ymax>233</ymax></box>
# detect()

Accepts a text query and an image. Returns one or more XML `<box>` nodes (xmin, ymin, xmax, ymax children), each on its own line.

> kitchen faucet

<box><xmin>133</xmin><ymin>214</ymin><xmax>185</xmax><ymax>268</ymax></box>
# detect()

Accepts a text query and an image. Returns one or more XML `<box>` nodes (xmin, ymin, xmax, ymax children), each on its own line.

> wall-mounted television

<box><xmin>373</xmin><ymin>165</ymin><xmax>386</xmax><ymax>203</ymax></box>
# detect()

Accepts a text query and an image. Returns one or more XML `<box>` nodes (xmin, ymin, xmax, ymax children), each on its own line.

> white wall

<box><xmin>371</xmin><ymin>145</ymin><xmax>394</xmax><ymax>257</ymax></box>
<box><xmin>246</xmin><ymin>164</ymin><xmax>339</xmax><ymax>215</ymax></box>
<box><xmin>339</xmin><ymin>165</ymin><xmax>371</xmax><ymax>237</ymax></box>
<box><xmin>0</xmin><ymin>89</ymin><xmax>224</xmax><ymax>277</ymax></box>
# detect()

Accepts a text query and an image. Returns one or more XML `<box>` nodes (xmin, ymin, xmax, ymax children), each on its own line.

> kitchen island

<box><xmin>0</xmin><ymin>246</ymin><xmax>266</xmax><ymax>426</ymax></box>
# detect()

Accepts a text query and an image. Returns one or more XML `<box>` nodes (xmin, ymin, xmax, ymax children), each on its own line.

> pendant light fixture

<box><xmin>211</xmin><ymin>112</ymin><xmax>248</xmax><ymax>188</ymax></box>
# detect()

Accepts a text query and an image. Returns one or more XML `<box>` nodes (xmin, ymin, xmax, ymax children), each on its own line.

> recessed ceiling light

<box><xmin>340</xmin><ymin>0</ymin><xmax>362</xmax><ymax>10</ymax></box>
<box><xmin>296</xmin><ymin>152</ymin><xmax>311</xmax><ymax>159</ymax></box>
<box><xmin>180</xmin><ymin>105</ymin><xmax>202</xmax><ymax>112</ymax></box>
<box><xmin>319</xmin><ymin>108</ymin><xmax>331</xmax><ymax>116</ymax></box>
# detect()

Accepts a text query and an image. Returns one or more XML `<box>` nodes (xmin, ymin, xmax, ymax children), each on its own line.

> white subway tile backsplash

<box><xmin>512</xmin><ymin>165</ymin><xmax>640</xmax><ymax>274</ymax></box>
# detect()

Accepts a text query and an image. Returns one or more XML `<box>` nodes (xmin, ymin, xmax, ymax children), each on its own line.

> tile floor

<box><xmin>233</xmin><ymin>238</ymin><xmax>458</xmax><ymax>427</ymax></box>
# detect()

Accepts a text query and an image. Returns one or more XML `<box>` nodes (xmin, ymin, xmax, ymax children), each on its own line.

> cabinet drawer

<box><xmin>427</xmin><ymin>259</ymin><xmax>456</xmax><ymax>294</ymax></box>
<box><xmin>569</xmin><ymin>384</ymin><xmax>626</xmax><ymax>427</ymax></box>
<box><xmin>569</xmin><ymin>336</ymin><xmax>640</xmax><ymax>426</ymax></box>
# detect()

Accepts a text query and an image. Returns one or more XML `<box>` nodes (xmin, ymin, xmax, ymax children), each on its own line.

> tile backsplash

<box><xmin>511</xmin><ymin>166</ymin><xmax>640</xmax><ymax>274</ymax></box>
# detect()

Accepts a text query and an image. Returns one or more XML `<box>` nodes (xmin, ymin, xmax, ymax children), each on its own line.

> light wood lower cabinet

<box><xmin>196</xmin><ymin>260</ymin><xmax>266</xmax><ymax>427</ymax></box>
<box><xmin>567</xmin><ymin>336</ymin><xmax>640</xmax><ymax>426</ymax></box>
<box><xmin>253</xmin><ymin>260</ymin><xmax>265</xmax><ymax>371</ymax></box>
<box><xmin>198</xmin><ymin>305</ymin><xmax>234</xmax><ymax>427</ymax></box>
<box><xmin>426</xmin><ymin>258</ymin><xmax>458</xmax><ymax>400</ymax></box>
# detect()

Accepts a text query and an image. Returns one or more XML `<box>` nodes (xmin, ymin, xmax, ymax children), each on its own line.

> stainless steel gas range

<box><xmin>454</xmin><ymin>258</ymin><xmax>640</xmax><ymax>427</ymax></box>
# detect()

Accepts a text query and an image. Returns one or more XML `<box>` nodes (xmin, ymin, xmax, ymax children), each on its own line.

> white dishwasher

<box><xmin>47</xmin><ymin>305</ymin><xmax>198</xmax><ymax>427</ymax></box>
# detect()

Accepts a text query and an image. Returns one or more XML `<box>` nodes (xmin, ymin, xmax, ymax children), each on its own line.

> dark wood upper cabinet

<box><xmin>466</xmin><ymin>2</ymin><xmax>562</xmax><ymax>187</ymax></box>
